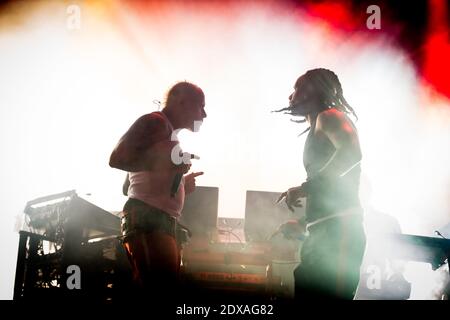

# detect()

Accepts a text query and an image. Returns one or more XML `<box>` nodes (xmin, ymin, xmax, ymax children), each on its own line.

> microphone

<box><xmin>170</xmin><ymin>173</ymin><xmax>183</xmax><ymax>197</ymax></box>
<box><xmin>170</xmin><ymin>153</ymin><xmax>199</xmax><ymax>197</ymax></box>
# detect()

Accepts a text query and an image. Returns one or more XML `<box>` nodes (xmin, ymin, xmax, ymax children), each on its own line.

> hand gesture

<box><xmin>276</xmin><ymin>184</ymin><xmax>308</xmax><ymax>212</ymax></box>
<box><xmin>184</xmin><ymin>171</ymin><xmax>204</xmax><ymax>194</ymax></box>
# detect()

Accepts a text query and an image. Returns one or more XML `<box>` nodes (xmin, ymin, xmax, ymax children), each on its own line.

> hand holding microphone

<box><xmin>171</xmin><ymin>153</ymin><xmax>201</xmax><ymax>197</ymax></box>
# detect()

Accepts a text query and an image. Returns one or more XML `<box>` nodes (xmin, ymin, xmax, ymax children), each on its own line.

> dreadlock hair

<box><xmin>273</xmin><ymin>68</ymin><xmax>358</xmax><ymax>125</ymax></box>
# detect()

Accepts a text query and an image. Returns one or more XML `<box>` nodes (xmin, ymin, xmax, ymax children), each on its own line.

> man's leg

<box><xmin>334</xmin><ymin>217</ymin><xmax>366</xmax><ymax>299</ymax></box>
<box><xmin>294</xmin><ymin>233</ymin><xmax>336</xmax><ymax>300</ymax></box>
<box><xmin>294</xmin><ymin>218</ymin><xmax>365</xmax><ymax>300</ymax></box>
<box><xmin>123</xmin><ymin>230</ymin><xmax>181</xmax><ymax>298</ymax></box>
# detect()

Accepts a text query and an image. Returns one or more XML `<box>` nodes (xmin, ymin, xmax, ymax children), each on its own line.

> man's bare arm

<box><xmin>277</xmin><ymin>109</ymin><xmax>362</xmax><ymax>209</ymax></box>
<box><xmin>109</xmin><ymin>114</ymin><xmax>170</xmax><ymax>172</ymax></box>
<box><xmin>315</xmin><ymin>108</ymin><xmax>362</xmax><ymax>178</ymax></box>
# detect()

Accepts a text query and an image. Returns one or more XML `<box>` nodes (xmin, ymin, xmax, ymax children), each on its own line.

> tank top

<box><xmin>127</xmin><ymin>112</ymin><xmax>185</xmax><ymax>218</ymax></box>
<box><xmin>303</xmin><ymin>109</ymin><xmax>361</xmax><ymax>222</ymax></box>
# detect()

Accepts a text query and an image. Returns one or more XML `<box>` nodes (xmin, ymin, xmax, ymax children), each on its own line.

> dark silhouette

<box><xmin>276</xmin><ymin>68</ymin><xmax>366</xmax><ymax>300</ymax></box>
<box><xmin>109</xmin><ymin>81</ymin><xmax>206</xmax><ymax>298</ymax></box>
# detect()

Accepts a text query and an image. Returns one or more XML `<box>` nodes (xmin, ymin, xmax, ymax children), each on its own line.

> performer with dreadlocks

<box><xmin>275</xmin><ymin>68</ymin><xmax>366</xmax><ymax>300</ymax></box>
